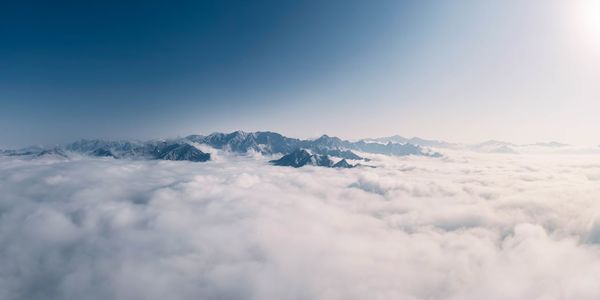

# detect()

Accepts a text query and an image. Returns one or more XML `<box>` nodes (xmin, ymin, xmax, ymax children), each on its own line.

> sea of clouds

<box><xmin>2</xmin><ymin>148</ymin><xmax>600</xmax><ymax>300</ymax></box>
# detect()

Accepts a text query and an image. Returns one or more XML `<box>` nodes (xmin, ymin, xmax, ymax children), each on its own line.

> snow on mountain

<box><xmin>468</xmin><ymin>140</ymin><xmax>518</xmax><ymax>154</ymax></box>
<box><xmin>363</xmin><ymin>135</ymin><xmax>455</xmax><ymax>148</ymax></box>
<box><xmin>332</xmin><ymin>159</ymin><xmax>354</xmax><ymax>168</ymax></box>
<box><xmin>154</xmin><ymin>143</ymin><xmax>210</xmax><ymax>162</ymax></box>
<box><xmin>0</xmin><ymin>131</ymin><xmax>441</xmax><ymax>165</ymax></box>
<box><xmin>270</xmin><ymin>149</ymin><xmax>355</xmax><ymax>168</ymax></box>
<box><xmin>185</xmin><ymin>132</ymin><xmax>438</xmax><ymax>159</ymax></box>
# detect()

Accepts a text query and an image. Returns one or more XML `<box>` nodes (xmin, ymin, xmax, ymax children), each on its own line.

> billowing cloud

<box><xmin>2</xmin><ymin>150</ymin><xmax>600</xmax><ymax>299</ymax></box>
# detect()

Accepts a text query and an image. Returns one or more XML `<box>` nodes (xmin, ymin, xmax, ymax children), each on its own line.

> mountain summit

<box><xmin>269</xmin><ymin>149</ymin><xmax>357</xmax><ymax>169</ymax></box>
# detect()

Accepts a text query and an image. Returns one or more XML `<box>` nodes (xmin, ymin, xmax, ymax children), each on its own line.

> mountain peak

<box><xmin>270</xmin><ymin>148</ymin><xmax>335</xmax><ymax>168</ymax></box>
<box><xmin>333</xmin><ymin>159</ymin><xmax>354</xmax><ymax>168</ymax></box>
<box><xmin>155</xmin><ymin>143</ymin><xmax>210</xmax><ymax>162</ymax></box>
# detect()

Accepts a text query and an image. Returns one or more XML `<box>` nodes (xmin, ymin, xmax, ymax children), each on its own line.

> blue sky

<box><xmin>1</xmin><ymin>0</ymin><xmax>599</xmax><ymax>147</ymax></box>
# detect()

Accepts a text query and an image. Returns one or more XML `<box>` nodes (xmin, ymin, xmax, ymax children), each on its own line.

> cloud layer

<box><xmin>2</xmin><ymin>150</ymin><xmax>600</xmax><ymax>299</ymax></box>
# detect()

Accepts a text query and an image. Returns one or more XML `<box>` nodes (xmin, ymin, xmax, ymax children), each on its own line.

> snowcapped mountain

<box><xmin>332</xmin><ymin>159</ymin><xmax>354</xmax><ymax>168</ymax></box>
<box><xmin>469</xmin><ymin>140</ymin><xmax>518</xmax><ymax>153</ymax></box>
<box><xmin>0</xmin><ymin>131</ymin><xmax>441</xmax><ymax>166</ymax></box>
<box><xmin>185</xmin><ymin>131</ymin><xmax>440</xmax><ymax>159</ymax></box>
<box><xmin>314</xmin><ymin>149</ymin><xmax>366</xmax><ymax>161</ymax></box>
<box><xmin>36</xmin><ymin>148</ymin><xmax>69</xmax><ymax>158</ymax></box>
<box><xmin>270</xmin><ymin>149</ymin><xmax>332</xmax><ymax>168</ymax></box>
<box><xmin>154</xmin><ymin>143</ymin><xmax>210</xmax><ymax>162</ymax></box>
<box><xmin>66</xmin><ymin>139</ymin><xmax>150</xmax><ymax>158</ymax></box>
<box><xmin>363</xmin><ymin>135</ymin><xmax>455</xmax><ymax>148</ymax></box>
<box><xmin>187</xmin><ymin>131</ymin><xmax>301</xmax><ymax>154</ymax></box>
<box><xmin>269</xmin><ymin>149</ymin><xmax>355</xmax><ymax>168</ymax></box>
<box><xmin>361</xmin><ymin>135</ymin><xmax>572</xmax><ymax>154</ymax></box>
<box><xmin>354</xmin><ymin>140</ymin><xmax>444</xmax><ymax>157</ymax></box>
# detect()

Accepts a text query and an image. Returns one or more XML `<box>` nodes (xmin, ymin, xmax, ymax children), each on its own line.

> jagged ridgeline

<box><xmin>2</xmin><ymin>131</ymin><xmax>442</xmax><ymax>168</ymax></box>
<box><xmin>270</xmin><ymin>149</ymin><xmax>356</xmax><ymax>168</ymax></box>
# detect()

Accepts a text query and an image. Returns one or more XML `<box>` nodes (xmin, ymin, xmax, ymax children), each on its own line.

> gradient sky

<box><xmin>1</xmin><ymin>0</ymin><xmax>599</xmax><ymax>147</ymax></box>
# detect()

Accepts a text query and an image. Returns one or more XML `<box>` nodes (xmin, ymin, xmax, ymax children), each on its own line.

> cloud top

<box><xmin>2</xmin><ymin>150</ymin><xmax>600</xmax><ymax>299</ymax></box>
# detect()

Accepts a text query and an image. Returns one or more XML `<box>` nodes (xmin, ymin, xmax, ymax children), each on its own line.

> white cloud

<box><xmin>2</xmin><ymin>150</ymin><xmax>600</xmax><ymax>299</ymax></box>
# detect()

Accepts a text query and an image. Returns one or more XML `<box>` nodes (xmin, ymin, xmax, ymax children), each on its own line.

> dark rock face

<box><xmin>314</xmin><ymin>149</ymin><xmax>365</xmax><ymax>161</ymax></box>
<box><xmin>91</xmin><ymin>148</ymin><xmax>115</xmax><ymax>157</ymax></box>
<box><xmin>270</xmin><ymin>149</ymin><xmax>314</xmax><ymax>168</ymax></box>
<box><xmin>333</xmin><ymin>159</ymin><xmax>354</xmax><ymax>168</ymax></box>
<box><xmin>1</xmin><ymin>150</ymin><xmax>36</xmax><ymax>156</ymax></box>
<box><xmin>36</xmin><ymin>148</ymin><xmax>68</xmax><ymax>158</ymax></box>
<box><xmin>155</xmin><ymin>144</ymin><xmax>210</xmax><ymax>162</ymax></box>
<box><xmin>270</xmin><ymin>150</ymin><xmax>358</xmax><ymax>169</ymax></box>
<box><xmin>270</xmin><ymin>149</ymin><xmax>335</xmax><ymax>168</ymax></box>
<box><xmin>188</xmin><ymin>131</ymin><xmax>302</xmax><ymax>155</ymax></box>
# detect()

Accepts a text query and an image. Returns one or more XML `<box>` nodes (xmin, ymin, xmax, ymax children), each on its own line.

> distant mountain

<box><xmin>1</xmin><ymin>150</ymin><xmax>36</xmax><ymax>157</ymax></box>
<box><xmin>186</xmin><ymin>131</ymin><xmax>438</xmax><ymax>158</ymax></box>
<box><xmin>66</xmin><ymin>140</ymin><xmax>211</xmax><ymax>162</ymax></box>
<box><xmin>469</xmin><ymin>140</ymin><xmax>518</xmax><ymax>154</ymax></box>
<box><xmin>187</xmin><ymin>131</ymin><xmax>300</xmax><ymax>154</ymax></box>
<box><xmin>362</xmin><ymin>136</ymin><xmax>572</xmax><ymax>152</ymax></box>
<box><xmin>270</xmin><ymin>149</ymin><xmax>332</xmax><ymax>168</ymax></box>
<box><xmin>154</xmin><ymin>143</ymin><xmax>210</xmax><ymax>162</ymax></box>
<box><xmin>363</xmin><ymin>135</ymin><xmax>454</xmax><ymax>148</ymax></box>
<box><xmin>66</xmin><ymin>139</ymin><xmax>151</xmax><ymax>158</ymax></box>
<box><xmin>91</xmin><ymin>148</ymin><xmax>115</xmax><ymax>157</ymax></box>
<box><xmin>313</xmin><ymin>149</ymin><xmax>366</xmax><ymax>161</ymax></box>
<box><xmin>490</xmin><ymin>145</ymin><xmax>518</xmax><ymax>154</ymax></box>
<box><xmin>530</xmin><ymin>141</ymin><xmax>569</xmax><ymax>148</ymax></box>
<box><xmin>310</xmin><ymin>134</ymin><xmax>348</xmax><ymax>149</ymax></box>
<box><xmin>473</xmin><ymin>140</ymin><xmax>516</xmax><ymax>148</ymax></box>
<box><xmin>270</xmin><ymin>149</ymin><xmax>355</xmax><ymax>168</ymax></box>
<box><xmin>350</xmin><ymin>140</ymin><xmax>441</xmax><ymax>157</ymax></box>
<box><xmin>332</xmin><ymin>159</ymin><xmax>354</xmax><ymax>168</ymax></box>
<box><xmin>36</xmin><ymin>148</ymin><xmax>68</xmax><ymax>158</ymax></box>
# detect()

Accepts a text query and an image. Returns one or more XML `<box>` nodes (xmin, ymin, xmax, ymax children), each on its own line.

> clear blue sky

<box><xmin>1</xmin><ymin>0</ymin><xmax>599</xmax><ymax>147</ymax></box>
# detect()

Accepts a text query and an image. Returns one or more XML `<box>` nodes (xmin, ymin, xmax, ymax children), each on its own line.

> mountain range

<box><xmin>363</xmin><ymin>135</ymin><xmax>455</xmax><ymax>148</ymax></box>
<box><xmin>2</xmin><ymin>131</ymin><xmax>577</xmax><ymax>167</ymax></box>
<box><xmin>0</xmin><ymin>131</ymin><xmax>441</xmax><ymax>168</ymax></box>
<box><xmin>366</xmin><ymin>135</ymin><xmax>571</xmax><ymax>154</ymax></box>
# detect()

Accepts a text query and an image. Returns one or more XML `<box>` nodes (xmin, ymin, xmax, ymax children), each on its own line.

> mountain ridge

<box><xmin>1</xmin><ymin>131</ymin><xmax>442</xmax><ymax>167</ymax></box>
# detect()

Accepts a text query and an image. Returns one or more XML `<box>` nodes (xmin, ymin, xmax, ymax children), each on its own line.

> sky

<box><xmin>1</xmin><ymin>0</ymin><xmax>599</xmax><ymax>147</ymax></box>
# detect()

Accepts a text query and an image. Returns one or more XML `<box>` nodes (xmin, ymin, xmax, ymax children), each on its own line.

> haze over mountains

<box><xmin>366</xmin><ymin>135</ymin><xmax>574</xmax><ymax>154</ymax></box>
<box><xmin>363</xmin><ymin>135</ymin><xmax>456</xmax><ymax>148</ymax></box>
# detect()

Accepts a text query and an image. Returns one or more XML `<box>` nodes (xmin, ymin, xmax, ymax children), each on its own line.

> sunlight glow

<box><xmin>575</xmin><ymin>0</ymin><xmax>600</xmax><ymax>48</ymax></box>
